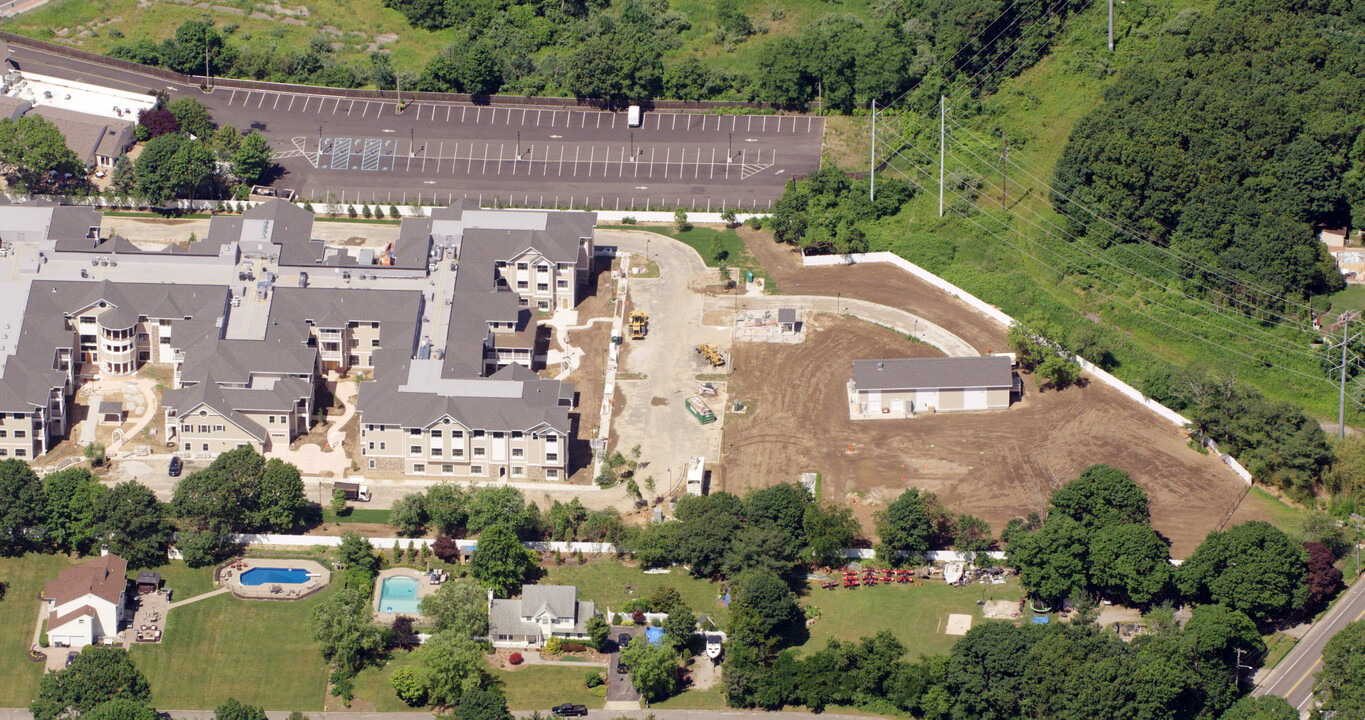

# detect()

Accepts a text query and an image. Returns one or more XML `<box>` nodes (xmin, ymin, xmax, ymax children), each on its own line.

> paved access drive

<box><xmin>1255</xmin><ymin>576</ymin><xmax>1365</xmax><ymax>713</ymax></box>
<box><xmin>0</xmin><ymin>40</ymin><xmax>824</xmax><ymax>210</ymax></box>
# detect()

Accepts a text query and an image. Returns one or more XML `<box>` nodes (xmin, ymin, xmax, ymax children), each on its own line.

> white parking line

<box><xmin>596</xmin><ymin>113</ymin><xmax>601</xmax><ymax>129</ymax></box>
<box><xmin>361</xmin><ymin>102</ymin><xmax>370</xmax><ymax>118</ymax></box>
<box><xmin>587</xmin><ymin>146</ymin><xmax>594</xmax><ymax>177</ymax></box>
<box><xmin>574</xmin><ymin>145</ymin><xmax>580</xmax><ymax>176</ymax></box>
<box><xmin>476</xmin><ymin>107</ymin><xmax>482</xmax><ymax>123</ymax></box>
<box><xmin>581</xmin><ymin>112</ymin><xmax>586</xmax><ymax>129</ymax></box>
<box><xmin>521</xmin><ymin>108</ymin><xmax>527</xmax><ymax>125</ymax></box>
<box><xmin>710</xmin><ymin>148</ymin><xmax>715</xmax><ymax>179</ymax></box>
<box><xmin>671</xmin><ymin>114</ymin><xmax>677</xmax><ymax>131</ymax></box>
<box><xmin>506</xmin><ymin>109</ymin><xmax>512</xmax><ymax>126</ymax></box>
<box><xmin>649</xmin><ymin>147</ymin><xmax>655</xmax><ymax>178</ymax></box>
<box><xmin>747</xmin><ymin>116</ymin><xmax>752</xmax><ymax>132</ymax></box>
<box><xmin>272</xmin><ymin>93</ymin><xmax>280</xmax><ymax>110</ymax></box>
<box><xmin>655</xmin><ymin>114</ymin><xmax>661</xmax><ymax>130</ymax></box>
<box><xmin>461</xmin><ymin>106</ymin><xmax>467</xmax><ymax>123</ymax></box>
<box><xmin>558</xmin><ymin>145</ymin><xmax>564</xmax><ymax>176</ymax></box>
<box><xmin>663</xmin><ymin>147</ymin><xmax>669</xmax><ymax>179</ymax></box>
<box><xmin>229</xmin><ymin>89</ymin><xmax>239</xmax><ymax>105</ymax></box>
<box><xmin>611</xmin><ymin>114</ymin><xmax>616</xmax><ymax>129</ymax></box>
<box><xmin>452</xmin><ymin>142</ymin><xmax>458</xmax><ymax>173</ymax></box>
<box><xmin>618</xmin><ymin>146</ymin><xmax>625</xmax><ymax>176</ymax></box>
<box><xmin>467</xmin><ymin>143</ymin><xmax>474</xmax><ymax>173</ymax></box>
<box><xmin>446</xmin><ymin>106</ymin><xmax>451</xmax><ymax>122</ymax></box>
<box><xmin>807</xmin><ymin>117</ymin><xmax>812</xmax><ymax>132</ymax></box>
<box><xmin>332</xmin><ymin>99</ymin><xmax>339</xmax><ymax>115</ymax></box>
<box><xmin>257</xmin><ymin>93</ymin><xmax>265</xmax><ymax>108</ymax></box>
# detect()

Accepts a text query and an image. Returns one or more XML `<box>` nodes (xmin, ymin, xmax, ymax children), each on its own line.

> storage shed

<box><xmin>849</xmin><ymin>356</ymin><xmax>1015</xmax><ymax>418</ymax></box>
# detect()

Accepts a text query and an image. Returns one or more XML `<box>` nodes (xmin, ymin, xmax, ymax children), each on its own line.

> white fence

<box><xmin>806</xmin><ymin>252</ymin><xmax>1254</xmax><ymax>485</ymax></box>
<box><xmin>227</xmin><ymin>533</ymin><xmax>621</xmax><ymax>554</ymax></box>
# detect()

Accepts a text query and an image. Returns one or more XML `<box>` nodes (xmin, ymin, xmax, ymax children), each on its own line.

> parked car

<box><xmin>551</xmin><ymin>704</ymin><xmax>588</xmax><ymax>717</ymax></box>
<box><xmin>616</xmin><ymin>660</ymin><xmax>627</xmax><ymax>675</ymax></box>
<box><xmin>617</xmin><ymin>633</ymin><xmax>631</xmax><ymax>648</ymax></box>
<box><xmin>65</xmin><ymin>651</ymin><xmax>78</xmax><ymax>667</ymax></box>
<box><xmin>168</xmin><ymin>456</ymin><xmax>182</xmax><ymax>477</ymax></box>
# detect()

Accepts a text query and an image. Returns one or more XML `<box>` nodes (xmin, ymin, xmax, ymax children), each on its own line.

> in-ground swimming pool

<box><xmin>378</xmin><ymin>575</ymin><xmax>421</xmax><ymax>614</ymax></box>
<box><xmin>240</xmin><ymin>567</ymin><xmax>312</xmax><ymax>586</ymax></box>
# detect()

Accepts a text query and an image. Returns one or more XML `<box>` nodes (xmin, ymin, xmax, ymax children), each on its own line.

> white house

<box><xmin>488</xmin><ymin>585</ymin><xmax>597</xmax><ymax>648</ymax></box>
<box><xmin>41</xmin><ymin>554</ymin><xmax>128</xmax><ymax>648</ymax></box>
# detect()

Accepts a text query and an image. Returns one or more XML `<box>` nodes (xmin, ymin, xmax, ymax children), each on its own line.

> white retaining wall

<box><xmin>807</xmin><ymin>252</ymin><xmax>1254</xmax><ymax>485</ymax></box>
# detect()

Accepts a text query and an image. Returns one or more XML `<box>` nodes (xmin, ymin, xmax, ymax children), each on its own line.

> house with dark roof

<box><xmin>488</xmin><ymin>584</ymin><xmax>598</xmax><ymax>649</ymax></box>
<box><xmin>41</xmin><ymin>554</ymin><xmax>129</xmax><ymax>648</ymax></box>
<box><xmin>849</xmin><ymin>356</ymin><xmax>1017</xmax><ymax>418</ymax></box>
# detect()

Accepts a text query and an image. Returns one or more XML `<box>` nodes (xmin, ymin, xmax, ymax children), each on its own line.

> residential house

<box><xmin>41</xmin><ymin>554</ymin><xmax>129</xmax><ymax>648</ymax></box>
<box><xmin>488</xmin><ymin>584</ymin><xmax>597</xmax><ymax>648</ymax></box>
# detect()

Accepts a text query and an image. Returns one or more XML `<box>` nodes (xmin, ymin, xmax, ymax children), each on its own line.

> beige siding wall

<box><xmin>361</xmin><ymin>419</ymin><xmax>568</xmax><ymax>480</ymax></box>
<box><xmin>986</xmin><ymin>388</ymin><xmax>1010</xmax><ymax>408</ymax></box>
<box><xmin>0</xmin><ymin>410</ymin><xmax>42</xmax><ymax>458</ymax></box>
<box><xmin>938</xmin><ymin>390</ymin><xmax>965</xmax><ymax>411</ymax></box>
<box><xmin>174</xmin><ymin>407</ymin><xmax>262</xmax><ymax>455</ymax></box>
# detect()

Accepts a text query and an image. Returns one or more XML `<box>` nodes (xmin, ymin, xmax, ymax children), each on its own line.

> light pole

<box><xmin>728</xmin><ymin>132</ymin><xmax>732</xmax><ymax>160</ymax></box>
<box><xmin>630</xmin><ymin>132</ymin><xmax>635</xmax><ymax>161</ymax></box>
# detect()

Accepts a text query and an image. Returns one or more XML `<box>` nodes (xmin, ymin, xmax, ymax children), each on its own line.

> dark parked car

<box><xmin>618</xmin><ymin>633</ymin><xmax>631</xmax><ymax>648</ymax></box>
<box><xmin>65</xmin><ymin>651</ymin><xmax>78</xmax><ymax>667</ymax></box>
<box><xmin>168</xmin><ymin>456</ymin><xmax>182</xmax><ymax>477</ymax></box>
<box><xmin>551</xmin><ymin>704</ymin><xmax>588</xmax><ymax>717</ymax></box>
<box><xmin>616</xmin><ymin>660</ymin><xmax>627</xmax><ymax>675</ymax></box>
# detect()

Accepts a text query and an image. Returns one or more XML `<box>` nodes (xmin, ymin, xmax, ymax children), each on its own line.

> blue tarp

<box><xmin>1031</xmin><ymin>614</ymin><xmax>1050</xmax><ymax>624</ymax></box>
<box><xmin>645</xmin><ymin>626</ymin><xmax>665</xmax><ymax>647</ymax></box>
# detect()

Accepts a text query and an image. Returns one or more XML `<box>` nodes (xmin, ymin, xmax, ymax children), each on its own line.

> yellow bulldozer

<box><xmin>696</xmin><ymin>343</ymin><xmax>726</xmax><ymax>367</ymax></box>
<box><xmin>629</xmin><ymin>311</ymin><xmax>648</xmax><ymax>340</ymax></box>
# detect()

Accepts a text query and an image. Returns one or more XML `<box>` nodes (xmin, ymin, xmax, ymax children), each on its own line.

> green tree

<box><xmin>1220</xmin><ymin>695</ymin><xmax>1297</xmax><ymax>720</ymax></box>
<box><xmin>331</xmin><ymin>488</ymin><xmax>348</xmax><ymax>514</ymax></box>
<box><xmin>1007</xmin><ymin>515</ymin><xmax>1089</xmax><ymax>607</ymax></box>
<box><xmin>875</xmin><ymin>488</ymin><xmax>933</xmax><ymax>562</ymax></box>
<box><xmin>94</xmin><ymin>481</ymin><xmax>172</xmax><ymax>568</ymax></box>
<box><xmin>425</xmin><ymin>483</ymin><xmax>468</xmax><ymax>535</ymax></box>
<box><xmin>83</xmin><ymin>699</ymin><xmax>158</xmax><ymax>720</ymax></box>
<box><xmin>388</xmin><ymin>665</ymin><xmax>430</xmax><ymax>707</ymax></box>
<box><xmin>953</xmin><ymin>515</ymin><xmax>994</xmax><ymax>554</ymax></box>
<box><xmin>731</xmin><ymin>570</ymin><xmax>801</xmax><ymax>639</ymax></box>
<box><xmin>1006</xmin><ymin>322</ymin><xmax>1051</xmax><ymax>371</ymax></box>
<box><xmin>448</xmin><ymin>686</ymin><xmax>512</xmax><ymax>720</ymax></box>
<box><xmin>803</xmin><ymin>502</ymin><xmax>858</xmax><ymax>568</ymax></box>
<box><xmin>465</xmin><ymin>486</ymin><xmax>528</xmax><ymax>536</ymax></box>
<box><xmin>1314</xmin><ymin>620</ymin><xmax>1365</xmax><ymax>718</ymax></box>
<box><xmin>620</xmin><ymin>635</ymin><xmax>680</xmax><ymax>702</ymax></box>
<box><xmin>135</xmin><ymin>133</ymin><xmax>215</xmax><ymax>206</ymax></box>
<box><xmin>1048</xmin><ymin>464</ymin><xmax>1151</xmax><ymax>530</ymax></box>
<box><xmin>308</xmin><ymin>587</ymin><xmax>386</xmax><ymax>675</ymax></box>
<box><xmin>942</xmin><ymin>622</ymin><xmax>1039</xmax><ymax>720</ymax></box>
<box><xmin>1182</xmin><ymin>604</ymin><xmax>1264</xmax><ymax>669</ymax></box>
<box><xmin>0</xmin><ymin>459</ymin><xmax>44</xmax><ymax>556</ymax></box>
<box><xmin>167</xmin><ymin>97</ymin><xmax>213</xmax><ymax>139</ymax></box>
<box><xmin>743</xmin><ymin>483</ymin><xmax>811</xmax><ymax>546</ymax></box>
<box><xmin>337</xmin><ymin>532</ymin><xmax>379</xmax><ymax>576</ymax></box>
<box><xmin>110</xmin><ymin>153</ymin><xmax>136</xmax><ymax>195</ymax></box>
<box><xmin>0</xmin><ymin>115</ymin><xmax>84</xmax><ymax>191</ymax></box>
<box><xmin>459</xmin><ymin>40</ymin><xmax>503</xmax><ymax>96</ymax></box>
<box><xmin>586</xmin><ymin>615</ymin><xmax>610</xmax><ymax>651</ymax></box>
<box><xmin>255</xmin><ymin>458</ymin><xmax>306</xmax><ymax>531</ymax></box>
<box><xmin>421</xmin><ymin>630</ymin><xmax>485</xmax><ymax>706</ymax></box>
<box><xmin>211</xmin><ymin>125</ymin><xmax>242</xmax><ymax>161</ymax></box>
<box><xmin>391</xmin><ymin>493</ymin><xmax>428</xmax><ymax>537</ymax></box>
<box><xmin>232</xmin><ymin>131</ymin><xmax>273</xmax><ymax>186</ymax></box>
<box><xmin>662</xmin><ymin>604</ymin><xmax>697</xmax><ymax>651</ymax></box>
<box><xmin>723</xmin><ymin>523</ymin><xmax>797</xmax><ymax>579</ymax></box>
<box><xmin>1087</xmin><ymin>523</ymin><xmax>1172</xmax><ymax>605</ymax></box>
<box><xmin>213</xmin><ymin>698</ymin><xmax>266</xmax><ymax>720</ymax></box>
<box><xmin>417</xmin><ymin>577</ymin><xmax>488</xmax><ymax>638</ymax></box>
<box><xmin>674</xmin><ymin>208</ymin><xmax>690</xmax><ymax>232</ymax></box>
<box><xmin>469</xmin><ymin>522</ymin><xmax>536</xmax><ymax>596</ymax></box>
<box><xmin>1177</xmin><ymin>521</ymin><xmax>1309</xmax><ymax>623</ymax></box>
<box><xmin>30</xmin><ymin>647</ymin><xmax>151</xmax><ymax>720</ymax></box>
<box><xmin>1038</xmin><ymin>355</ymin><xmax>1080</xmax><ymax>390</ymax></box>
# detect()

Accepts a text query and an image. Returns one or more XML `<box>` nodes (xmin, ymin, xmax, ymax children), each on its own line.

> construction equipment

<box><xmin>696</xmin><ymin>343</ymin><xmax>726</xmax><ymax>367</ymax></box>
<box><xmin>629</xmin><ymin>311</ymin><xmax>648</xmax><ymax>340</ymax></box>
<box><xmin>697</xmin><ymin>382</ymin><xmax>717</xmax><ymax>396</ymax></box>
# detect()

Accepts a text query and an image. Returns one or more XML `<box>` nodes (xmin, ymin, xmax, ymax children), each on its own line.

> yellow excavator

<box><xmin>696</xmin><ymin>343</ymin><xmax>726</xmax><ymax>367</ymax></box>
<box><xmin>629</xmin><ymin>311</ymin><xmax>648</xmax><ymax>339</ymax></box>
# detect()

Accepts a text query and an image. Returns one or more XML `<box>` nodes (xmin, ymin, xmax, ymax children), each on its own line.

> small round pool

<box><xmin>240</xmin><ymin>567</ymin><xmax>312</xmax><ymax>586</ymax></box>
<box><xmin>378</xmin><ymin>575</ymin><xmax>421</xmax><ymax>614</ymax></box>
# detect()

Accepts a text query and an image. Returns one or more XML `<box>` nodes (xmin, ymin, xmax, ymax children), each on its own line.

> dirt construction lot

<box><xmin>718</xmin><ymin>313</ymin><xmax>1271</xmax><ymax>558</ymax></box>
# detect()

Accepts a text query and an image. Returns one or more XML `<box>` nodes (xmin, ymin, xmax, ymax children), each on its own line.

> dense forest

<box><xmin>1052</xmin><ymin>0</ymin><xmax>1365</xmax><ymax>301</ymax></box>
<box><xmin>92</xmin><ymin>0</ymin><xmax>1090</xmax><ymax>107</ymax></box>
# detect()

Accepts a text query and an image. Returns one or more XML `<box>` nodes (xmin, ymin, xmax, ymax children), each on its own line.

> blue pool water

<box><xmin>240</xmin><ymin>567</ymin><xmax>311</xmax><ymax>586</ymax></box>
<box><xmin>378</xmin><ymin>576</ymin><xmax>421</xmax><ymax>614</ymax></box>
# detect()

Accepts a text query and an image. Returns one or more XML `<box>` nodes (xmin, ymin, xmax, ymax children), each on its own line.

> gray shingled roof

<box><xmin>852</xmin><ymin>356</ymin><xmax>1014</xmax><ymax>391</ymax></box>
<box><xmin>488</xmin><ymin>585</ymin><xmax>597</xmax><ymax>638</ymax></box>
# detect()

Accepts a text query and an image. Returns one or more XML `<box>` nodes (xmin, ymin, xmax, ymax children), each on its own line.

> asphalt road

<box><xmin>0</xmin><ymin>41</ymin><xmax>824</xmax><ymax>210</ymax></box>
<box><xmin>1255</xmin><ymin>573</ymin><xmax>1365</xmax><ymax>713</ymax></box>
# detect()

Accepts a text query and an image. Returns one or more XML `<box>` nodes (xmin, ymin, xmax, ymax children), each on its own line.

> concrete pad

<box><xmin>945</xmin><ymin>614</ymin><xmax>973</xmax><ymax>636</ymax></box>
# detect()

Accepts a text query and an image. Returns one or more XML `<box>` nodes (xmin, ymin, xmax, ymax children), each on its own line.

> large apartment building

<box><xmin>0</xmin><ymin>199</ymin><xmax>593</xmax><ymax>479</ymax></box>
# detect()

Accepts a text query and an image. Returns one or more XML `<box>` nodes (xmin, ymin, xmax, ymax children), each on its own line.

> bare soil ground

<box><xmin>718</xmin><ymin>315</ymin><xmax>1270</xmax><ymax>558</ymax></box>
<box><xmin>742</xmin><ymin>229</ymin><xmax>1007</xmax><ymax>353</ymax></box>
<box><xmin>562</xmin><ymin>260</ymin><xmax>616</xmax><ymax>483</ymax></box>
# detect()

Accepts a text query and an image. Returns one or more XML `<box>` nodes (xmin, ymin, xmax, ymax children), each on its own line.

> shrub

<box><xmin>584</xmin><ymin>670</ymin><xmax>605</xmax><ymax>688</ymax></box>
<box><xmin>632</xmin><ymin>610</ymin><xmax>646</xmax><ymax>624</ymax></box>
<box><xmin>543</xmin><ymin>636</ymin><xmax>563</xmax><ymax>655</ymax></box>
<box><xmin>587</xmin><ymin>685</ymin><xmax>607</xmax><ymax>697</ymax></box>
<box><xmin>508</xmin><ymin>652</ymin><xmax>523</xmax><ymax>665</ymax></box>
<box><xmin>621</xmin><ymin>216</ymin><xmax>637</xmax><ymax>224</ymax></box>
<box><xmin>389</xmin><ymin>666</ymin><xmax>429</xmax><ymax>706</ymax></box>
<box><xmin>562</xmin><ymin>642</ymin><xmax>588</xmax><ymax>653</ymax></box>
<box><xmin>347</xmin><ymin>205</ymin><xmax>358</xmax><ymax>218</ymax></box>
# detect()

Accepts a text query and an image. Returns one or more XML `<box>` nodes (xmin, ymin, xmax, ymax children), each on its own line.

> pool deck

<box><xmin>373</xmin><ymin>568</ymin><xmax>437</xmax><ymax>624</ymax></box>
<box><xmin>219</xmin><ymin>558</ymin><xmax>331</xmax><ymax>601</ymax></box>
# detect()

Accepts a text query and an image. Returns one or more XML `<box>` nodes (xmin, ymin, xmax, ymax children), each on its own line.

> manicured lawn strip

<box><xmin>797</xmin><ymin>577</ymin><xmax>1024</xmax><ymax>659</ymax></box>
<box><xmin>652</xmin><ymin>685</ymin><xmax>728</xmax><ymax>710</ymax></box>
<box><xmin>322</xmin><ymin>508</ymin><xmax>393</xmax><ymax>525</ymax></box>
<box><xmin>1260</xmin><ymin>632</ymin><xmax>1298</xmax><ymax>671</ymax></box>
<box><xmin>602</xmin><ymin>225</ymin><xmax>757</xmax><ymax>270</ymax></box>
<box><xmin>350</xmin><ymin>648</ymin><xmax>423</xmax><ymax>712</ymax></box>
<box><xmin>542</xmin><ymin>559</ymin><xmax>729</xmax><ymax>625</ymax></box>
<box><xmin>130</xmin><ymin>588</ymin><xmax>332</xmax><ymax>710</ymax></box>
<box><xmin>143</xmin><ymin>561</ymin><xmax>217</xmax><ymax>600</ymax></box>
<box><xmin>1240</xmin><ymin>488</ymin><xmax>1308</xmax><ymax>537</ymax></box>
<box><xmin>491</xmin><ymin>664</ymin><xmax>605</xmax><ymax>710</ymax></box>
<box><xmin>0</xmin><ymin>554</ymin><xmax>77</xmax><ymax>706</ymax></box>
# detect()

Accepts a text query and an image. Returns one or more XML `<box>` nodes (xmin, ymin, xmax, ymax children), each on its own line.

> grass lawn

<box><xmin>1240</xmin><ymin>488</ymin><xmax>1309</xmax><ymax>537</ymax></box>
<box><xmin>353</xmin><ymin>647</ymin><xmax>605</xmax><ymax>711</ymax></box>
<box><xmin>144</xmin><ymin>561</ymin><xmax>217</xmax><ymax>600</ymax></box>
<box><xmin>1261</xmin><ymin>632</ymin><xmax>1298</xmax><ymax>670</ymax></box>
<box><xmin>652</xmin><ymin>685</ymin><xmax>728</xmax><ymax>710</ymax></box>
<box><xmin>321</xmin><ymin>508</ymin><xmax>393</xmax><ymax>525</ymax></box>
<box><xmin>0</xmin><ymin>554</ymin><xmax>79</xmax><ymax>706</ymax></box>
<box><xmin>798</xmin><ymin>577</ymin><xmax>1024</xmax><ymax>659</ymax></box>
<box><xmin>130</xmin><ymin>587</ymin><xmax>332</xmax><ymax>710</ymax></box>
<box><xmin>604</xmin><ymin>225</ymin><xmax>757</xmax><ymax>269</ymax></box>
<box><xmin>542</xmin><ymin>559</ymin><xmax>728</xmax><ymax>626</ymax></box>
<box><xmin>1326</xmin><ymin>284</ymin><xmax>1365</xmax><ymax>317</ymax></box>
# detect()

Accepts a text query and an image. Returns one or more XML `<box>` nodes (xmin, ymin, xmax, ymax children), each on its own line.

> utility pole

<box><xmin>1108</xmin><ymin>0</ymin><xmax>1114</xmax><ymax>51</ymax></box>
<box><xmin>1000</xmin><ymin>130</ymin><xmax>1008</xmax><ymax>208</ymax></box>
<box><xmin>869</xmin><ymin>99</ymin><xmax>876</xmax><ymax>202</ymax></box>
<box><xmin>938</xmin><ymin>95</ymin><xmax>946</xmax><ymax>218</ymax></box>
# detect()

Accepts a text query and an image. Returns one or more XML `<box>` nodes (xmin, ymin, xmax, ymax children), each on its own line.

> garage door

<box><xmin>866</xmin><ymin>391</ymin><xmax>882</xmax><ymax>413</ymax></box>
<box><xmin>962</xmin><ymin>389</ymin><xmax>988</xmax><ymax>410</ymax></box>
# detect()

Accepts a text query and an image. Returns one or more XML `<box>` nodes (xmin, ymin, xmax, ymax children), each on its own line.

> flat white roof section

<box><xmin>399</xmin><ymin>359</ymin><xmax>524</xmax><ymax>398</ymax></box>
<box><xmin>3</xmin><ymin>71</ymin><xmax>154</xmax><ymax>121</ymax></box>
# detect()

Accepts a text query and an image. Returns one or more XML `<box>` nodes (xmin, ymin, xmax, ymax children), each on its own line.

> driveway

<box><xmin>598</xmin><ymin>230</ymin><xmax>730</xmax><ymax>498</ymax></box>
<box><xmin>607</xmin><ymin>626</ymin><xmax>643</xmax><ymax>703</ymax></box>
